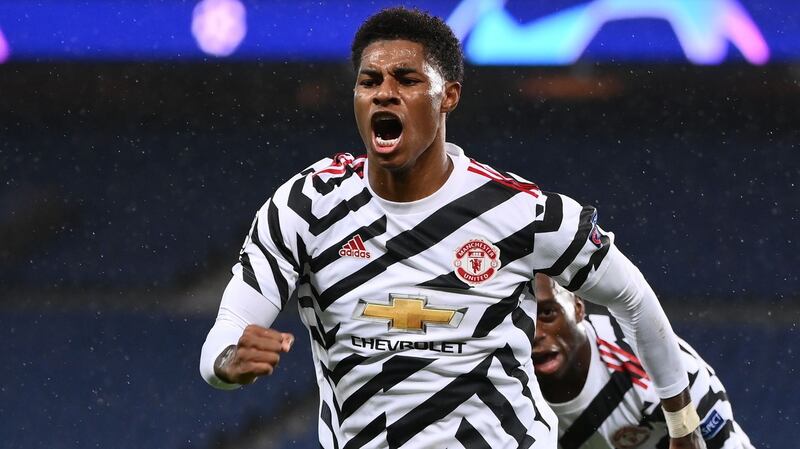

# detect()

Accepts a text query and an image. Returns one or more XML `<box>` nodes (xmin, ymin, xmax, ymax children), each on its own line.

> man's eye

<box><xmin>359</xmin><ymin>79</ymin><xmax>376</xmax><ymax>87</ymax></box>
<box><xmin>399</xmin><ymin>78</ymin><xmax>419</xmax><ymax>86</ymax></box>
<box><xmin>538</xmin><ymin>308</ymin><xmax>557</xmax><ymax>319</ymax></box>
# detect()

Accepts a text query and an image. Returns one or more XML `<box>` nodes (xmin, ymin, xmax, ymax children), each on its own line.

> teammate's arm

<box><xmin>536</xmin><ymin>193</ymin><xmax>703</xmax><ymax>447</ymax></box>
<box><xmin>660</xmin><ymin>390</ymin><xmax>706</xmax><ymax>448</ymax></box>
<box><xmin>578</xmin><ymin>246</ymin><xmax>704</xmax><ymax>448</ymax></box>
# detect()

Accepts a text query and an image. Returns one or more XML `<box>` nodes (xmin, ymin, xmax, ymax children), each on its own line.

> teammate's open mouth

<box><xmin>371</xmin><ymin>112</ymin><xmax>403</xmax><ymax>149</ymax></box>
<box><xmin>532</xmin><ymin>351</ymin><xmax>562</xmax><ymax>374</ymax></box>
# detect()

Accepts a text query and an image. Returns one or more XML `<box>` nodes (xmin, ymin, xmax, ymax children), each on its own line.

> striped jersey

<box><xmin>547</xmin><ymin>311</ymin><xmax>754</xmax><ymax>449</ymax></box>
<box><xmin>238</xmin><ymin>143</ymin><xmax>617</xmax><ymax>449</ymax></box>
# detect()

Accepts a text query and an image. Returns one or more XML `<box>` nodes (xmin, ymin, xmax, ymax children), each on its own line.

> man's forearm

<box><xmin>213</xmin><ymin>344</ymin><xmax>238</xmax><ymax>384</ymax></box>
<box><xmin>200</xmin><ymin>275</ymin><xmax>281</xmax><ymax>389</ymax></box>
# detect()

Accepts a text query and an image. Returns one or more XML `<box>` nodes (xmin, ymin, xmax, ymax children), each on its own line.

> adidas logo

<box><xmin>339</xmin><ymin>234</ymin><xmax>371</xmax><ymax>259</ymax></box>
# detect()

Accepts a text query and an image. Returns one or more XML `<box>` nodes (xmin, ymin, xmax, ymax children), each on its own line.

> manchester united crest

<box><xmin>611</xmin><ymin>426</ymin><xmax>651</xmax><ymax>449</ymax></box>
<box><xmin>453</xmin><ymin>237</ymin><xmax>501</xmax><ymax>286</ymax></box>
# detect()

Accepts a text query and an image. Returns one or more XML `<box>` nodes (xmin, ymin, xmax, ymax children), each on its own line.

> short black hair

<box><xmin>351</xmin><ymin>7</ymin><xmax>464</xmax><ymax>83</ymax></box>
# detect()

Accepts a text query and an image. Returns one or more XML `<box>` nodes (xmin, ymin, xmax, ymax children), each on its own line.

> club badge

<box><xmin>453</xmin><ymin>237</ymin><xmax>501</xmax><ymax>286</ymax></box>
<box><xmin>611</xmin><ymin>426</ymin><xmax>651</xmax><ymax>449</ymax></box>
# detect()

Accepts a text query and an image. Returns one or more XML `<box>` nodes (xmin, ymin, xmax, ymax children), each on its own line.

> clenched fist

<box><xmin>214</xmin><ymin>324</ymin><xmax>295</xmax><ymax>385</ymax></box>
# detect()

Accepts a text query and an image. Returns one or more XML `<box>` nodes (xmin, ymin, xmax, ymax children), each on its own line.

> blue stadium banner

<box><xmin>0</xmin><ymin>0</ymin><xmax>795</xmax><ymax>64</ymax></box>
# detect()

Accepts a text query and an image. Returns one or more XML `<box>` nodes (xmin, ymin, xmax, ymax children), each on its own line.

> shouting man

<box><xmin>201</xmin><ymin>7</ymin><xmax>705</xmax><ymax>449</ymax></box>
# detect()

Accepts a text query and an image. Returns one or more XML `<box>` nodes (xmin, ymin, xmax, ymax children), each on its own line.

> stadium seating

<box><xmin>2</xmin><ymin>128</ymin><xmax>796</xmax><ymax>299</ymax></box>
<box><xmin>1</xmin><ymin>311</ymin><xmax>795</xmax><ymax>448</ymax></box>
<box><xmin>0</xmin><ymin>310</ymin><xmax>313</xmax><ymax>449</ymax></box>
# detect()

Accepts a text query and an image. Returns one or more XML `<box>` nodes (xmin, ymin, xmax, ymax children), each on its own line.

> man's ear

<box><xmin>440</xmin><ymin>81</ymin><xmax>461</xmax><ymax>113</ymax></box>
<box><xmin>574</xmin><ymin>297</ymin><xmax>585</xmax><ymax>323</ymax></box>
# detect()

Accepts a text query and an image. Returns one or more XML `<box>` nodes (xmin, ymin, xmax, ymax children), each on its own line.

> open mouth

<box><xmin>532</xmin><ymin>351</ymin><xmax>562</xmax><ymax>374</ymax></box>
<box><xmin>371</xmin><ymin>112</ymin><xmax>403</xmax><ymax>148</ymax></box>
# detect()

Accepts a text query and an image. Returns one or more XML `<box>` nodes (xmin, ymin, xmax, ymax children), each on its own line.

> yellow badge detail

<box><xmin>354</xmin><ymin>294</ymin><xmax>465</xmax><ymax>334</ymax></box>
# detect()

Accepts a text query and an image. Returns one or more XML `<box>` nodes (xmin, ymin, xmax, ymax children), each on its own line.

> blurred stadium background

<box><xmin>1</xmin><ymin>1</ymin><xmax>797</xmax><ymax>448</ymax></box>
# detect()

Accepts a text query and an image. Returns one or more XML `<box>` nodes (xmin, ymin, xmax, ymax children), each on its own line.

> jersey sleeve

<box><xmin>235</xmin><ymin>188</ymin><xmax>302</xmax><ymax>311</ymax></box>
<box><xmin>592</xmin><ymin>313</ymin><xmax>754</xmax><ymax>447</ymax></box>
<box><xmin>532</xmin><ymin>192</ymin><xmax>614</xmax><ymax>291</ymax></box>
<box><xmin>533</xmin><ymin>192</ymin><xmax>688</xmax><ymax>399</ymax></box>
<box><xmin>678</xmin><ymin>339</ymin><xmax>754</xmax><ymax>447</ymax></box>
<box><xmin>199</xmin><ymin>170</ymin><xmax>309</xmax><ymax>389</ymax></box>
<box><xmin>199</xmin><ymin>275</ymin><xmax>282</xmax><ymax>389</ymax></box>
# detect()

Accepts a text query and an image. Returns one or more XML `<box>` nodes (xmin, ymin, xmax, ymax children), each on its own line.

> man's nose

<box><xmin>533</xmin><ymin>324</ymin><xmax>545</xmax><ymax>346</ymax></box>
<box><xmin>373</xmin><ymin>81</ymin><xmax>400</xmax><ymax>106</ymax></box>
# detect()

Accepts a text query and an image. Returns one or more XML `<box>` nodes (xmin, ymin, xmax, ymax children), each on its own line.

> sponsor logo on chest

<box><xmin>353</xmin><ymin>294</ymin><xmax>465</xmax><ymax>334</ymax></box>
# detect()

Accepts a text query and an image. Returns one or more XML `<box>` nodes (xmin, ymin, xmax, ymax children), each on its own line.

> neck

<box><xmin>368</xmin><ymin>138</ymin><xmax>453</xmax><ymax>202</ymax></box>
<box><xmin>539</xmin><ymin>332</ymin><xmax>592</xmax><ymax>404</ymax></box>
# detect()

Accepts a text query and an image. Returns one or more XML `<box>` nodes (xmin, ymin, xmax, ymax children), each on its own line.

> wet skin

<box><xmin>532</xmin><ymin>282</ymin><xmax>704</xmax><ymax>447</ymax></box>
<box><xmin>353</xmin><ymin>39</ymin><xmax>461</xmax><ymax>202</ymax></box>
<box><xmin>532</xmin><ymin>274</ymin><xmax>592</xmax><ymax>403</ymax></box>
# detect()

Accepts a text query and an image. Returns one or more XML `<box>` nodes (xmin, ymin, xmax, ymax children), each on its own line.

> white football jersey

<box><xmin>547</xmin><ymin>312</ymin><xmax>755</xmax><ymax>449</ymax></box>
<box><xmin>237</xmin><ymin>143</ymin><xmax>619</xmax><ymax>449</ymax></box>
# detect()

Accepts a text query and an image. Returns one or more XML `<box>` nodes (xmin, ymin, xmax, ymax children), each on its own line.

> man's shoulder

<box><xmin>461</xmin><ymin>155</ymin><xmax>581</xmax><ymax>213</ymax></box>
<box><xmin>464</xmin><ymin>157</ymin><xmax>542</xmax><ymax>198</ymax></box>
<box><xmin>309</xmin><ymin>152</ymin><xmax>367</xmax><ymax>176</ymax></box>
<box><xmin>586</xmin><ymin>313</ymin><xmax>654</xmax><ymax>390</ymax></box>
<box><xmin>295</xmin><ymin>152</ymin><xmax>367</xmax><ymax>182</ymax></box>
<box><xmin>274</xmin><ymin>152</ymin><xmax>367</xmax><ymax>199</ymax></box>
<box><xmin>586</xmin><ymin>312</ymin><xmax>633</xmax><ymax>353</ymax></box>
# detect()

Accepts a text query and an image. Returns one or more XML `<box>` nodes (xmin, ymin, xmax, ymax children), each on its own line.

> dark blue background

<box><xmin>0</xmin><ymin>0</ymin><xmax>797</xmax><ymax>62</ymax></box>
<box><xmin>0</xmin><ymin>23</ymin><xmax>796</xmax><ymax>448</ymax></box>
<box><xmin>0</xmin><ymin>312</ymin><xmax>795</xmax><ymax>448</ymax></box>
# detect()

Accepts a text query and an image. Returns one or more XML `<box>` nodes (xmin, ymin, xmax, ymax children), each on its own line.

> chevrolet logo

<box><xmin>353</xmin><ymin>294</ymin><xmax>466</xmax><ymax>334</ymax></box>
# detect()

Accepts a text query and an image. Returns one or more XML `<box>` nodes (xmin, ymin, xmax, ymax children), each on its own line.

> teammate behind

<box><xmin>532</xmin><ymin>274</ymin><xmax>754</xmax><ymax>449</ymax></box>
<box><xmin>201</xmin><ymin>7</ymin><xmax>706</xmax><ymax>448</ymax></box>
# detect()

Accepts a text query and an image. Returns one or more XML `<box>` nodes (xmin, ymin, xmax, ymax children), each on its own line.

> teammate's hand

<box><xmin>669</xmin><ymin>430</ymin><xmax>706</xmax><ymax>449</ymax></box>
<box><xmin>215</xmin><ymin>325</ymin><xmax>295</xmax><ymax>385</ymax></box>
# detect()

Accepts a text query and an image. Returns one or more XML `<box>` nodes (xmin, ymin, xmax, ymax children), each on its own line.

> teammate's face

<box><xmin>353</xmin><ymin>39</ymin><xmax>460</xmax><ymax>171</ymax></box>
<box><xmin>532</xmin><ymin>275</ymin><xmax>586</xmax><ymax>380</ymax></box>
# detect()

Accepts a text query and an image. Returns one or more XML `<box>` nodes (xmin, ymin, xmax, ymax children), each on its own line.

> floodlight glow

<box><xmin>191</xmin><ymin>0</ymin><xmax>247</xmax><ymax>57</ymax></box>
<box><xmin>449</xmin><ymin>0</ymin><xmax>770</xmax><ymax>65</ymax></box>
<box><xmin>0</xmin><ymin>28</ymin><xmax>9</xmax><ymax>64</ymax></box>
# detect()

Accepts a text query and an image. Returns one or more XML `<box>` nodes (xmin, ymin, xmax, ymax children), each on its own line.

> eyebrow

<box><xmin>359</xmin><ymin>68</ymin><xmax>381</xmax><ymax>77</ymax></box>
<box><xmin>358</xmin><ymin>66</ymin><xmax>421</xmax><ymax>77</ymax></box>
<box><xmin>391</xmin><ymin>67</ymin><xmax>420</xmax><ymax>77</ymax></box>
